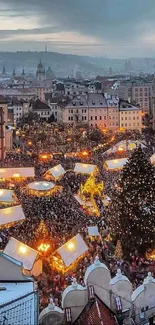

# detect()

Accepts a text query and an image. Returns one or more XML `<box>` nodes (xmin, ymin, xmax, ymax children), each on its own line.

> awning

<box><xmin>104</xmin><ymin>158</ymin><xmax>128</xmax><ymax>170</ymax></box>
<box><xmin>0</xmin><ymin>167</ymin><xmax>35</xmax><ymax>178</ymax></box>
<box><xmin>0</xmin><ymin>205</ymin><xmax>25</xmax><ymax>227</ymax></box>
<box><xmin>57</xmin><ymin>234</ymin><xmax>88</xmax><ymax>267</ymax></box>
<box><xmin>74</xmin><ymin>163</ymin><xmax>97</xmax><ymax>174</ymax></box>
<box><xmin>4</xmin><ymin>237</ymin><xmax>38</xmax><ymax>270</ymax></box>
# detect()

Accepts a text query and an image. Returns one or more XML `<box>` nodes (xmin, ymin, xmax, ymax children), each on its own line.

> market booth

<box><xmin>0</xmin><ymin>189</ymin><xmax>18</xmax><ymax>206</ymax></box>
<box><xmin>104</xmin><ymin>158</ymin><xmax>128</xmax><ymax>171</ymax></box>
<box><xmin>44</xmin><ymin>164</ymin><xmax>66</xmax><ymax>181</ymax></box>
<box><xmin>52</xmin><ymin>234</ymin><xmax>88</xmax><ymax>273</ymax></box>
<box><xmin>74</xmin><ymin>163</ymin><xmax>98</xmax><ymax>175</ymax></box>
<box><xmin>4</xmin><ymin>237</ymin><xmax>42</xmax><ymax>276</ymax></box>
<box><xmin>150</xmin><ymin>153</ymin><xmax>155</xmax><ymax>165</ymax></box>
<box><xmin>0</xmin><ymin>167</ymin><xmax>35</xmax><ymax>180</ymax></box>
<box><xmin>0</xmin><ymin>205</ymin><xmax>25</xmax><ymax>229</ymax></box>
<box><xmin>26</xmin><ymin>181</ymin><xmax>61</xmax><ymax>197</ymax></box>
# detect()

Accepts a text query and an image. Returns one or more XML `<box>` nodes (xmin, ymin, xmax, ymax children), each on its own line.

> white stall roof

<box><xmin>57</xmin><ymin>234</ymin><xmax>88</xmax><ymax>267</ymax></box>
<box><xmin>4</xmin><ymin>237</ymin><xmax>38</xmax><ymax>270</ymax></box>
<box><xmin>0</xmin><ymin>205</ymin><xmax>25</xmax><ymax>227</ymax></box>
<box><xmin>28</xmin><ymin>181</ymin><xmax>55</xmax><ymax>191</ymax></box>
<box><xmin>0</xmin><ymin>189</ymin><xmax>13</xmax><ymax>202</ymax></box>
<box><xmin>74</xmin><ymin>163</ymin><xmax>97</xmax><ymax>174</ymax></box>
<box><xmin>104</xmin><ymin>158</ymin><xmax>128</xmax><ymax>170</ymax></box>
<box><xmin>74</xmin><ymin>195</ymin><xmax>93</xmax><ymax>207</ymax></box>
<box><xmin>88</xmin><ymin>226</ymin><xmax>99</xmax><ymax>236</ymax></box>
<box><xmin>0</xmin><ymin>167</ymin><xmax>35</xmax><ymax>179</ymax></box>
<box><xmin>150</xmin><ymin>153</ymin><xmax>155</xmax><ymax>165</ymax></box>
<box><xmin>47</xmin><ymin>164</ymin><xmax>66</xmax><ymax>179</ymax></box>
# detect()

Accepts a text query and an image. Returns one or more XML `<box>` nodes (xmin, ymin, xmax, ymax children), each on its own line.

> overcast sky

<box><xmin>0</xmin><ymin>0</ymin><xmax>155</xmax><ymax>58</ymax></box>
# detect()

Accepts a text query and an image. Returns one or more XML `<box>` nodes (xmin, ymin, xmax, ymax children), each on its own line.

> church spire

<box><xmin>2</xmin><ymin>65</ymin><xmax>6</xmax><ymax>76</ymax></box>
<box><xmin>13</xmin><ymin>68</ymin><xmax>16</xmax><ymax>77</ymax></box>
<box><xmin>21</xmin><ymin>68</ymin><xmax>25</xmax><ymax>76</ymax></box>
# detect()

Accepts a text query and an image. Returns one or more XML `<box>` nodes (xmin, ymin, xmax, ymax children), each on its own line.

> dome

<box><xmin>36</xmin><ymin>60</ymin><xmax>45</xmax><ymax>74</ymax></box>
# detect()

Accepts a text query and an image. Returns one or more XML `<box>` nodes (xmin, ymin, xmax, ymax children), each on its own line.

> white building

<box><xmin>119</xmin><ymin>101</ymin><xmax>142</xmax><ymax>131</ymax></box>
<box><xmin>31</xmin><ymin>99</ymin><xmax>51</xmax><ymax>120</ymax></box>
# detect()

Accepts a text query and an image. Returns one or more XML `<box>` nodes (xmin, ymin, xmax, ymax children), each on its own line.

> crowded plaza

<box><xmin>0</xmin><ymin>118</ymin><xmax>155</xmax><ymax>313</ymax></box>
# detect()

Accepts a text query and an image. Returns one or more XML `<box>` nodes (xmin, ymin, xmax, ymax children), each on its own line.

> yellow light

<box><xmin>118</xmin><ymin>147</ymin><xmax>124</xmax><ymax>152</ymax></box>
<box><xmin>113</xmin><ymin>160</ymin><xmax>118</xmax><ymax>164</ymax></box>
<box><xmin>19</xmin><ymin>245</ymin><xmax>27</xmax><ymax>254</ymax></box>
<box><xmin>0</xmin><ymin>190</ymin><xmax>4</xmax><ymax>196</ymax></box>
<box><xmin>3</xmin><ymin>207</ymin><xmax>12</xmax><ymax>215</ymax></box>
<box><xmin>67</xmin><ymin>242</ymin><xmax>75</xmax><ymax>251</ymax></box>
<box><xmin>28</xmin><ymin>141</ymin><xmax>32</xmax><ymax>146</ymax></box>
<box><xmin>82</xmin><ymin>151</ymin><xmax>88</xmax><ymax>156</ymax></box>
<box><xmin>41</xmin><ymin>155</ymin><xmax>48</xmax><ymax>159</ymax></box>
<box><xmin>38</xmin><ymin>243</ymin><xmax>50</xmax><ymax>252</ymax></box>
<box><xmin>13</xmin><ymin>173</ymin><xmax>20</xmax><ymax>178</ymax></box>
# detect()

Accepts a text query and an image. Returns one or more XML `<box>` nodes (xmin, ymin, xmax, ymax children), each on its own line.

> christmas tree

<box><xmin>114</xmin><ymin>240</ymin><xmax>123</xmax><ymax>260</ymax></box>
<box><xmin>109</xmin><ymin>147</ymin><xmax>155</xmax><ymax>254</ymax></box>
<box><xmin>35</xmin><ymin>220</ymin><xmax>49</xmax><ymax>240</ymax></box>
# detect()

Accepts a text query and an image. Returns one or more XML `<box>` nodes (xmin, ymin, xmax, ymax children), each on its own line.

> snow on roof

<box><xmin>88</xmin><ymin>226</ymin><xmax>99</xmax><ymax>236</ymax></box>
<box><xmin>0</xmin><ymin>282</ymin><xmax>34</xmax><ymax>305</ymax></box>
<box><xmin>0</xmin><ymin>167</ymin><xmax>35</xmax><ymax>179</ymax></box>
<box><xmin>110</xmin><ymin>269</ymin><xmax>131</xmax><ymax>285</ymax></box>
<box><xmin>104</xmin><ymin>158</ymin><xmax>128</xmax><ymax>170</ymax></box>
<box><xmin>57</xmin><ymin>234</ymin><xmax>88</xmax><ymax>267</ymax></box>
<box><xmin>84</xmin><ymin>257</ymin><xmax>109</xmax><ymax>285</ymax></box>
<box><xmin>46</xmin><ymin>164</ymin><xmax>66</xmax><ymax>180</ymax></box>
<box><xmin>62</xmin><ymin>280</ymin><xmax>87</xmax><ymax>308</ymax></box>
<box><xmin>0</xmin><ymin>189</ymin><xmax>13</xmax><ymax>202</ymax></box>
<box><xmin>131</xmin><ymin>284</ymin><xmax>144</xmax><ymax>302</ymax></box>
<box><xmin>28</xmin><ymin>181</ymin><xmax>55</xmax><ymax>191</ymax></box>
<box><xmin>0</xmin><ymin>205</ymin><xmax>25</xmax><ymax>227</ymax></box>
<box><xmin>74</xmin><ymin>163</ymin><xmax>97</xmax><ymax>174</ymax></box>
<box><xmin>4</xmin><ymin>237</ymin><xmax>38</xmax><ymax>270</ymax></box>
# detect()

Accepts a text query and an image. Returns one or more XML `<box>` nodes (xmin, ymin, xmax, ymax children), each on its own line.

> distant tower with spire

<box><xmin>2</xmin><ymin>65</ymin><xmax>6</xmax><ymax>77</ymax></box>
<box><xmin>21</xmin><ymin>68</ymin><xmax>25</xmax><ymax>77</ymax></box>
<box><xmin>36</xmin><ymin>60</ymin><xmax>45</xmax><ymax>81</ymax></box>
<box><xmin>12</xmin><ymin>68</ymin><xmax>16</xmax><ymax>77</ymax></box>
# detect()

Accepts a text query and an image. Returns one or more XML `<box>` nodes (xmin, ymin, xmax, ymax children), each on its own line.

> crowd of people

<box><xmin>0</xmin><ymin>122</ymin><xmax>155</xmax><ymax>311</ymax></box>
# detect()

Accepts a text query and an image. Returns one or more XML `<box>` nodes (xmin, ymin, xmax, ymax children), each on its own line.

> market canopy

<box><xmin>0</xmin><ymin>189</ymin><xmax>13</xmax><ymax>202</ymax></box>
<box><xmin>44</xmin><ymin>164</ymin><xmax>66</xmax><ymax>180</ymax></box>
<box><xmin>150</xmin><ymin>153</ymin><xmax>155</xmax><ymax>165</ymax></box>
<box><xmin>4</xmin><ymin>237</ymin><xmax>38</xmax><ymax>270</ymax></box>
<box><xmin>104</xmin><ymin>158</ymin><xmax>128</xmax><ymax>170</ymax></box>
<box><xmin>0</xmin><ymin>167</ymin><xmax>35</xmax><ymax>179</ymax></box>
<box><xmin>0</xmin><ymin>205</ymin><xmax>25</xmax><ymax>227</ymax></box>
<box><xmin>74</xmin><ymin>163</ymin><xmax>97</xmax><ymax>175</ymax></box>
<box><xmin>103</xmin><ymin>140</ymin><xmax>146</xmax><ymax>156</ymax></box>
<box><xmin>28</xmin><ymin>181</ymin><xmax>55</xmax><ymax>191</ymax></box>
<box><xmin>57</xmin><ymin>234</ymin><xmax>88</xmax><ymax>267</ymax></box>
<box><xmin>88</xmin><ymin>226</ymin><xmax>99</xmax><ymax>237</ymax></box>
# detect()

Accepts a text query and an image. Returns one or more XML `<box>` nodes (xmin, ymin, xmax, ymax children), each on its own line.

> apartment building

<box><xmin>118</xmin><ymin>81</ymin><xmax>153</xmax><ymax>114</ymax></box>
<box><xmin>8</xmin><ymin>99</ymin><xmax>29</xmax><ymax>125</ymax></box>
<box><xmin>57</xmin><ymin>93</ymin><xmax>119</xmax><ymax>130</ymax></box>
<box><xmin>119</xmin><ymin>101</ymin><xmax>142</xmax><ymax>131</ymax></box>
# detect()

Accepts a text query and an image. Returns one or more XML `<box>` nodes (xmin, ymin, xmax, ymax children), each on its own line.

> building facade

<box><xmin>119</xmin><ymin>101</ymin><xmax>142</xmax><ymax>131</ymax></box>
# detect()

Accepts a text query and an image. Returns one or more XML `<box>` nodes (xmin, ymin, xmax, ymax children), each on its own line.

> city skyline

<box><xmin>1</xmin><ymin>0</ymin><xmax>155</xmax><ymax>58</ymax></box>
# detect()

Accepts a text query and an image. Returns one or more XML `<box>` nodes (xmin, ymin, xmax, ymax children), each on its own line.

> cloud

<box><xmin>1</xmin><ymin>0</ymin><xmax>155</xmax><ymax>56</ymax></box>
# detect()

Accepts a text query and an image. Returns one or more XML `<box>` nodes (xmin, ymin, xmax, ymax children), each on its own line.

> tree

<box><xmin>48</xmin><ymin>113</ymin><xmax>55</xmax><ymax>123</ymax></box>
<box><xmin>114</xmin><ymin>240</ymin><xmax>123</xmax><ymax>260</ymax></box>
<box><xmin>109</xmin><ymin>147</ymin><xmax>155</xmax><ymax>254</ymax></box>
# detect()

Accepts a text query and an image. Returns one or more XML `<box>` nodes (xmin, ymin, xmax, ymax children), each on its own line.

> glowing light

<box><xmin>0</xmin><ymin>190</ymin><xmax>4</xmax><ymax>196</ymax></box>
<box><xmin>118</xmin><ymin>147</ymin><xmax>124</xmax><ymax>152</ymax></box>
<box><xmin>3</xmin><ymin>208</ymin><xmax>12</xmax><ymax>215</ymax></box>
<box><xmin>113</xmin><ymin>160</ymin><xmax>119</xmax><ymax>164</ymax></box>
<box><xmin>43</xmin><ymin>182</ymin><xmax>49</xmax><ymax>187</ymax></box>
<box><xmin>13</xmin><ymin>173</ymin><xmax>20</xmax><ymax>178</ymax></box>
<box><xmin>19</xmin><ymin>245</ymin><xmax>27</xmax><ymax>254</ymax></box>
<box><xmin>38</xmin><ymin>243</ymin><xmax>50</xmax><ymax>252</ymax></box>
<box><xmin>41</xmin><ymin>155</ymin><xmax>48</xmax><ymax>159</ymax></box>
<box><xmin>67</xmin><ymin>242</ymin><xmax>75</xmax><ymax>251</ymax></box>
<box><xmin>28</xmin><ymin>141</ymin><xmax>32</xmax><ymax>146</ymax></box>
<box><xmin>82</xmin><ymin>151</ymin><xmax>88</xmax><ymax>156</ymax></box>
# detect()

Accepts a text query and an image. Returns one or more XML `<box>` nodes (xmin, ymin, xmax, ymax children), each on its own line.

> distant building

<box><xmin>36</xmin><ymin>61</ymin><xmax>45</xmax><ymax>82</ymax></box>
<box><xmin>119</xmin><ymin>100</ymin><xmax>142</xmax><ymax>131</ymax></box>
<box><xmin>31</xmin><ymin>99</ymin><xmax>51</xmax><ymax>119</ymax></box>
<box><xmin>57</xmin><ymin>93</ymin><xmax>119</xmax><ymax>130</ymax></box>
<box><xmin>118</xmin><ymin>81</ymin><xmax>153</xmax><ymax>115</ymax></box>
<box><xmin>8</xmin><ymin>98</ymin><xmax>29</xmax><ymax>125</ymax></box>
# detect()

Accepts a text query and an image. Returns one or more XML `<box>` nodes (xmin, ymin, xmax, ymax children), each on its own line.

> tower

<box><xmin>36</xmin><ymin>60</ymin><xmax>45</xmax><ymax>82</ymax></box>
<box><xmin>12</xmin><ymin>68</ymin><xmax>16</xmax><ymax>77</ymax></box>
<box><xmin>21</xmin><ymin>68</ymin><xmax>25</xmax><ymax>77</ymax></box>
<box><xmin>2</xmin><ymin>65</ymin><xmax>6</xmax><ymax>77</ymax></box>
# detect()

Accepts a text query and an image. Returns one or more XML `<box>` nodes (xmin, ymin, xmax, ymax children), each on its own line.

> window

<box><xmin>125</xmin><ymin>123</ymin><xmax>127</xmax><ymax>126</ymax></box>
<box><xmin>77</xmin><ymin>109</ymin><xmax>78</xmax><ymax>113</ymax></box>
<box><xmin>113</xmin><ymin>122</ymin><xmax>115</xmax><ymax>126</ymax></box>
<box><xmin>85</xmin><ymin>109</ymin><xmax>86</xmax><ymax>113</ymax></box>
<box><xmin>95</xmin><ymin>116</ymin><xmax>97</xmax><ymax>120</ymax></box>
<box><xmin>71</xmin><ymin>116</ymin><xmax>73</xmax><ymax>120</ymax></box>
<box><xmin>137</xmin><ymin>116</ymin><xmax>139</xmax><ymax>119</ymax></box>
<box><xmin>82</xmin><ymin>109</ymin><xmax>83</xmax><ymax>113</ymax></box>
<box><xmin>121</xmin><ymin>117</ymin><xmax>123</xmax><ymax>120</ymax></box>
<box><xmin>121</xmin><ymin>123</ymin><xmax>124</xmax><ymax>127</ymax></box>
<box><xmin>133</xmin><ymin>117</ymin><xmax>135</xmax><ymax>120</ymax></box>
<box><xmin>113</xmin><ymin>116</ymin><xmax>115</xmax><ymax>119</ymax></box>
<box><xmin>68</xmin><ymin>109</ymin><xmax>70</xmax><ymax>113</ymax></box>
<box><xmin>71</xmin><ymin>110</ymin><xmax>73</xmax><ymax>113</ymax></box>
<box><xmin>55</xmin><ymin>105</ymin><xmax>57</xmax><ymax>110</ymax></box>
<box><xmin>104</xmin><ymin>116</ymin><xmax>106</xmax><ymax>120</ymax></box>
<box><xmin>91</xmin><ymin>116</ymin><xmax>93</xmax><ymax>120</ymax></box>
<box><xmin>82</xmin><ymin>116</ymin><xmax>84</xmax><ymax>120</ymax></box>
<box><xmin>125</xmin><ymin>117</ymin><xmax>127</xmax><ymax>120</ymax></box>
<box><xmin>84</xmin><ymin>116</ymin><xmax>87</xmax><ymax>120</ymax></box>
<box><xmin>55</xmin><ymin>112</ymin><xmax>57</xmax><ymax>116</ymax></box>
